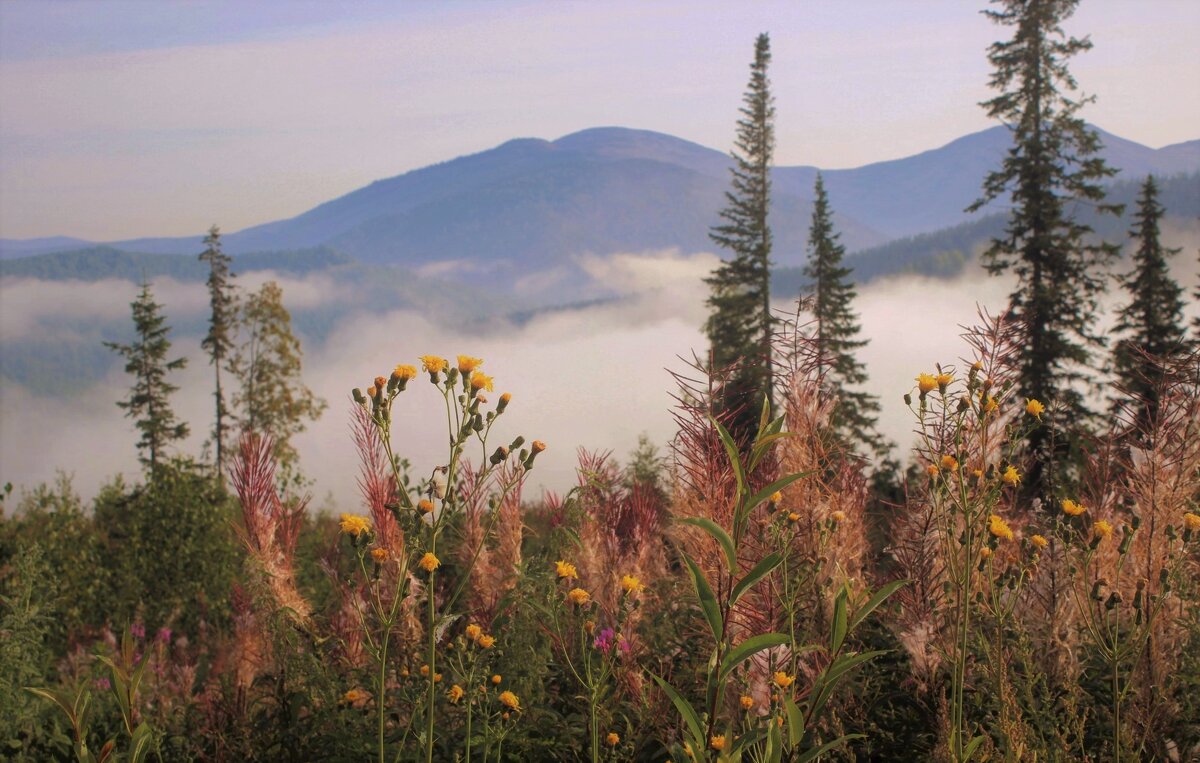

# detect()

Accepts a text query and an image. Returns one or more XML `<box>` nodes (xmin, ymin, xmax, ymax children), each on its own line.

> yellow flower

<box><xmin>391</xmin><ymin>364</ymin><xmax>417</xmax><ymax>381</ymax></box>
<box><xmin>499</xmin><ymin>690</ymin><xmax>520</xmax><ymax>711</ymax></box>
<box><xmin>373</xmin><ymin>375</ymin><xmax>387</xmax><ymax>391</ymax></box>
<box><xmin>940</xmin><ymin>454</ymin><xmax>959</xmax><ymax>471</ymax></box>
<box><xmin>370</xmin><ymin>547</ymin><xmax>388</xmax><ymax>562</ymax></box>
<box><xmin>621</xmin><ymin>575</ymin><xmax>645</xmax><ymax>594</ymax></box>
<box><xmin>1094</xmin><ymin>519</ymin><xmax>1114</xmax><ymax>541</ymax></box>
<box><xmin>555</xmin><ymin>560</ymin><xmax>578</xmax><ymax>579</ymax></box>
<box><xmin>470</xmin><ymin>372</ymin><xmax>494</xmax><ymax>392</ymax></box>
<box><xmin>772</xmin><ymin>671</ymin><xmax>795</xmax><ymax>688</ymax></box>
<box><xmin>531</xmin><ymin>440</ymin><xmax>547</xmax><ymax>454</ymax></box>
<box><xmin>500</xmin><ymin>391</ymin><xmax>512</xmax><ymax>405</ymax></box>
<box><xmin>1030</xmin><ymin>534</ymin><xmax>1049</xmax><ymax>549</ymax></box>
<box><xmin>980</xmin><ymin>546</ymin><xmax>993</xmax><ymax>560</ymax></box>
<box><xmin>1184</xmin><ymin>512</ymin><xmax>1200</xmax><ymax>531</ymax></box>
<box><xmin>988</xmin><ymin>514</ymin><xmax>1014</xmax><ymax>542</ymax></box>
<box><xmin>606</xmin><ymin>732</ymin><xmax>620</xmax><ymax>747</ymax></box>
<box><xmin>491</xmin><ymin>674</ymin><xmax>502</xmax><ymax>685</ymax></box>
<box><xmin>418</xmin><ymin>499</ymin><xmax>435</xmax><ymax>514</ymax></box>
<box><xmin>457</xmin><ymin>355</ymin><xmax>483</xmax><ymax>373</ymax></box>
<box><xmin>339</xmin><ymin>513</ymin><xmax>371</xmax><ymax>537</ymax></box>
<box><xmin>419</xmin><ymin>552</ymin><xmax>440</xmax><ymax>573</ymax></box>
<box><xmin>830</xmin><ymin>510</ymin><xmax>846</xmax><ymax>523</ymax></box>
<box><xmin>982</xmin><ymin>395</ymin><xmax>999</xmax><ymax>414</ymax></box>
<box><xmin>710</xmin><ymin>734</ymin><xmax>726</xmax><ymax>751</ymax></box>
<box><xmin>477</xmin><ymin>634</ymin><xmax>496</xmax><ymax>649</ymax></box>
<box><xmin>769</xmin><ymin>491</ymin><xmax>782</xmax><ymax>504</ymax></box>
<box><xmin>465</xmin><ymin>623</ymin><xmax>482</xmax><ymax>641</ymax></box>
<box><xmin>740</xmin><ymin>695</ymin><xmax>755</xmax><ymax>709</ymax></box>
<box><xmin>434</xmin><ymin>673</ymin><xmax>442</xmax><ymax>683</ymax></box>
<box><xmin>366</xmin><ymin>385</ymin><xmax>378</xmax><ymax>398</ymax></box>
<box><xmin>1061</xmin><ymin>498</ymin><xmax>1086</xmax><ymax>516</ymax></box>
<box><xmin>420</xmin><ymin>664</ymin><xmax>430</xmax><ymax>676</ymax></box>
<box><xmin>1025</xmin><ymin>398</ymin><xmax>1045</xmax><ymax>419</ymax></box>
<box><xmin>568</xmin><ymin>587</ymin><xmax>591</xmax><ymax>606</ymax></box>
<box><xmin>341</xmin><ymin>688</ymin><xmax>369</xmax><ymax>704</ymax></box>
<box><xmin>936</xmin><ymin>372</ymin><xmax>953</xmax><ymax>389</ymax></box>
<box><xmin>916</xmin><ymin>373</ymin><xmax>937</xmax><ymax>394</ymax></box>
<box><xmin>926</xmin><ymin>464</ymin><xmax>940</xmax><ymax>479</ymax></box>
<box><xmin>447</xmin><ymin>684</ymin><xmax>464</xmax><ymax>703</ymax></box>
<box><xmin>1001</xmin><ymin>466</ymin><xmax>1021</xmax><ymax>486</ymax></box>
<box><xmin>787</xmin><ymin>512</ymin><xmax>800</xmax><ymax>523</ymax></box>
<box><xmin>420</xmin><ymin>355</ymin><xmax>448</xmax><ymax>375</ymax></box>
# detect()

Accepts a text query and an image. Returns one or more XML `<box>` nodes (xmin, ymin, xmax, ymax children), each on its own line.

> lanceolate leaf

<box><xmin>795</xmin><ymin>734</ymin><xmax>863</xmax><ymax>763</ymax></box>
<box><xmin>830</xmin><ymin>586</ymin><xmax>848</xmax><ymax>654</ymax></box>
<box><xmin>682</xmin><ymin>552</ymin><xmax>723</xmax><ymax>642</ymax></box>
<box><xmin>649</xmin><ymin>673</ymin><xmax>705</xmax><ymax>752</ymax></box>
<box><xmin>848</xmin><ymin>579</ymin><xmax>908</xmax><ymax>632</ymax></box>
<box><xmin>730</xmin><ymin>553</ymin><xmax>783</xmax><ymax>606</ymax></box>
<box><xmin>678</xmin><ymin>516</ymin><xmax>737</xmax><ymax>571</ymax></box>
<box><xmin>712</xmin><ymin>417</ymin><xmax>746</xmax><ymax>498</ymax></box>
<box><xmin>719</xmin><ymin>632</ymin><xmax>790</xmax><ymax>682</ymax></box>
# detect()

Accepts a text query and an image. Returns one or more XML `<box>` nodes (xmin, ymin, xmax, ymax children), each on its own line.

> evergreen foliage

<box><xmin>803</xmin><ymin>174</ymin><xmax>885</xmax><ymax>457</ymax></box>
<box><xmin>1111</xmin><ymin>176</ymin><xmax>1191</xmax><ymax>428</ymax></box>
<box><xmin>229</xmin><ymin>281</ymin><xmax>327</xmax><ymax>486</ymax></box>
<box><xmin>705</xmin><ymin>32</ymin><xmax>775</xmax><ymax>442</ymax></box>
<box><xmin>199</xmin><ymin>225</ymin><xmax>238</xmax><ymax>478</ymax></box>
<box><xmin>103</xmin><ymin>281</ymin><xmax>189</xmax><ymax>471</ymax></box>
<box><xmin>969</xmin><ymin>0</ymin><xmax>1120</xmax><ymax>495</ymax></box>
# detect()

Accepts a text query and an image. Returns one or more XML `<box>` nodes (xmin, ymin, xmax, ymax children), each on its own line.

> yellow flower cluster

<box><xmin>1025</xmin><ymin>398</ymin><xmax>1045</xmax><ymax>419</ymax></box>
<box><xmin>391</xmin><ymin>364</ymin><xmax>417</xmax><ymax>381</ymax></box>
<box><xmin>1093</xmin><ymin>519</ymin><xmax>1114</xmax><ymax>541</ymax></box>
<box><xmin>710</xmin><ymin>735</ymin><xmax>726</xmax><ymax>751</ymax></box>
<box><xmin>568</xmin><ymin>587</ymin><xmax>591</xmax><ymax>606</ymax></box>
<box><xmin>464</xmin><ymin>623</ymin><xmax>496</xmax><ymax>649</ymax></box>
<box><xmin>457</xmin><ymin>355</ymin><xmax>483</xmax><ymax>374</ymax></box>
<box><xmin>740</xmin><ymin>695</ymin><xmax>755</xmax><ymax>709</ymax></box>
<box><xmin>419</xmin><ymin>552</ymin><xmax>440</xmax><ymax>573</ymax></box>
<box><xmin>1061</xmin><ymin>498</ymin><xmax>1086</xmax><ymax>516</ymax></box>
<box><xmin>916</xmin><ymin>373</ymin><xmax>938</xmax><ymax>394</ymax></box>
<box><xmin>1001</xmin><ymin>466</ymin><xmax>1021</xmax><ymax>486</ymax></box>
<box><xmin>555</xmin><ymin>560</ymin><xmax>578</xmax><ymax>579</ymax></box>
<box><xmin>772</xmin><ymin>671</ymin><xmax>795</xmax><ymax>688</ymax></box>
<box><xmin>1030</xmin><ymin>534</ymin><xmax>1049</xmax><ymax>550</ymax></box>
<box><xmin>447</xmin><ymin>684</ymin><xmax>465</xmax><ymax>703</ymax></box>
<box><xmin>420</xmin><ymin>355</ymin><xmax>448</xmax><ymax>375</ymax></box>
<box><xmin>621</xmin><ymin>574</ymin><xmax>645</xmax><ymax>594</ymax></box>
<box><xmin>499</xmin><ymin>690</ymin><xmax>520</xmax><ymax>711</ymax></box>
<box><xmin>339</xmin><ymin>513</ymin><xmax>371</xmax><ymax>537</ymax></box>
<box><xmin>1182</xmin><ymin>512</ymin><xmax>1200</xmax><ymax>531</ymax></box>
<box><xmin>606</xmin><ymin>732</ymin><xmax>620</xmax><ymax>747</ymax></box>
<box><xmin>940</xmin><ymin>454</ymin><xmax>959</xmax><ymax>471</ymax></box>
<box><xmin>370</xmin><ymin>547</ymin><xmax>388</xmax><ymax>562</ymax></box>
<box><xmin>988</xmin><ymin>514</ymin><xmax>1014</xmax><ymax>542</ymax></box>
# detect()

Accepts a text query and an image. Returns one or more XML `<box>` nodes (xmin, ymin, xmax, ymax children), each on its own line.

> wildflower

<box><xmin>740</xmin><ymin>695</ymin><xmax>755</xmax><ymax>709</ymax></box>
<box><xmin>972</xmin><ymin>360</ymin><xmax>984</xmax><ymax>371</ymax></box>
<box><xmin>470</xmin><ymin>372</ymin><xmax>494</xmax><ymax>392</ymax></box>
<box><xmin>1025</xmin><ymin>398</ymin><xmax>1045</xmax><ymax>419</ymax></box>
<box><xmin>1030</xmin><ymin>534</ymin><xmax>1049</xmax><ymax>550</ymax></box>
<box><xmin>936</xmin><ymin>372</ymin><xmax>953</xmax><ymax>390</ymax></box>
<box><xmin>1061</xmin><ymin>498</ymin><xmax>1086</xmax><ymax>516</ymax></box>
<box><xmin>772</xmin><ymin>671</ymin><xmax>795</xmax><ymax>688</ymax></box>
<box><xmin>568</xmin><ymin>587</ymin><xmax>591</xmax><ymax>606</ymax></box>
<box><xmin>374</xmin><ymin>375</ymin><xmax>387</xmax><ymax>391</ymax></box>
<box><xmin>371</xmin><ymin>547</ymin><xmax>388</xmax><ymax>562</ymax></box>
<box><xmin>831</xmin><ymin>510</ymin><xmax>846</xmax><ymax>523</ymax></box>
<box><xmin>392</xmin><ymin>364</ymin><xmax>417</xmax><ymax>382</ymax></box>
<box><xmin>1001</xmin><ymin>466</ymin><xmax>1021</xmax><ymax>486</ymax></box>
<box><xmin>420</xmin><ymin>355</ymin><xmax>448</xmax><ymax>375</ymax></box>
<box><xmin>434</xmin><ymin>673</ymin><xmax>442</xmax><ymax>683</ymax></box>
<box><xmin>419</xmin><ymin>552</ymin><xmax>440</xmax><ymax>573</ymax></box>
<box><xmin>980</xmin><ymin>547</ymin><xmax>992</xmax><ymax>560</ymax></box>
<box><xmin>982</xmin><ymin>395</ymin><xmax>999</xmax><ymax>414</ymax></box>
<box><xmin>531</xmin><ymin>440</ymin><xmax>547</xmax><ymax>454</ymax></box>
<box><xmin>594</xmin><ymin>627</ymin><xmax>616</xmax><ymax>654</ymax></box>
<box><xmin>916</xmin><ymin>373</ymin><xmax>937</xmax><ymax>394</ymax></box>
<box><xmin>769</xmin><ymin>491</ymin><xmax>782</xmax><ymax>504</ymax></box>
<box><xmin>710</xmin><ymin>735</ymin><xmax>726</xmax><ymax>751</ymax></box>
<box><xmin>491</xmin><ymin>674</ymin><xmax>502</xmax><ymax>685</ymax></box>
<box><xmin>1183</xmin><ymin>512</ymin><xmax>1200</xmax><ymax>531</ymax></box>
<box><xmin>366</xmin><ymin>385</ymin><xmax>378</xmax><ymax>398</ymax></box>
<box><xmin>607</xmin><ymin>732</ymin><xmax>620</xmax><ymax>747</ymax></box>
<box><xmin>1094</xmin><ymin>520</ymin><xmax>1114</xmax><ymax>541</ymax></box>
<box><xmin>157</xmin><ymin>627</ymin><xmax>172</xmax><ymax>643</ymax></box>
<box><xmin>621</xmin><ymin>574</ymin><xmax>645</xmax><ymax>595</ymax></box>
<box><xmin>339</xmin><ymin>513</ymin><xmax>371</xmax><ymax>537</ymax></box>
<box><xmin>787</xmin><ymin>511</ymin><xmax>800</xmax><ymax>523</ymax></box>
<box><xmin>342</xmin><ymin>688</ymin><xmax>369</xmax><ymax>704</ymax></box>
<box><xmin>418</xmin><ymin>498</ymin><xmax>435</xmax><ymax>514</ymax></box>
<box><xmin>477</xmin><ymin>634</ymin><xmax>496</xmax><ymax>649</ymax></box>
<box><xmin>555</xmin><ymin>560</ymin><xmax>578</xmax><ymax>580</ymax></box>
<box><xmin>988</xmin><ymin>514</ymin><xmax>1014</xmax><ymax>542</ymax></box>
<box><xmin>940</xmin><ymin>454</ymin><xmax>959</xmax><ymax>471</ymax></box>
<box><xmin>499</xmin><ymin>690</ymin><xmax>520</xmax><ymax>711</ymax></box>
<box><xmin>926</xmin><ymin>464</ymin><xmax>939</xmax><ymax>480</ymax></box>
<box><xmin>457</xmin><ymin>355</ymin><xmax>483</xmax><ymax>374</ymax></box>
<box><xmin>420</xmin><ymin>664</ymin><xmax>430</xmax><ymax>677</ymax></box>
<box><xmin>447</xmin><ymin>684</ymin><xmax>464</xmax><ymax>703</ymax></box>
<box><xmin>465</xmin><ymin>623</ymin><xmax>482</xmax><ymax>641</ymax></box>
<box><xmin>500</xmin><ymin>392</ymin><xmax>512</xmax><ymax>404</ymax></box>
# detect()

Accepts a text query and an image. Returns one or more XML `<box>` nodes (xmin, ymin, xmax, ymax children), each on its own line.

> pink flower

<box><xmin>593</xmin><ymin>627</ymin><xmax>615</xmax><ymax>654</ymax></box>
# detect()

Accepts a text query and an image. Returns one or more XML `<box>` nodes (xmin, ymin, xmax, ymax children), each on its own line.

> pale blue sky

<box><xmin>1</xmin><ymin>0</ymin><xmax>1197</xmax><ymax>240</ymax></box>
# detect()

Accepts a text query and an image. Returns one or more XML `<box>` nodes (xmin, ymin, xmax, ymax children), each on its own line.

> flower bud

<box><xmin>490</xmin><ymin>446</ymin><xmax>510</xmax><ymax>465</ymax></box>
<box><xmin>353</xmin><ymin>388</ymin><xmax>366</xmax><ymax>405</ymax></box>
<box><xmin>510</xmin><ymin>436</ymin><xmax>525</xmax><ymax>450</ymax></box>
<box><xmin>497</xmin><ymin>392</ymin><xmax>512</xmax><ymax>413</ymax></box>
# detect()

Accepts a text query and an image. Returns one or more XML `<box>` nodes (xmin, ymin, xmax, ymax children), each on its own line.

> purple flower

<box><xmin>94</xmin><ymin>677</ymin><xmax>111</xmax><ymax>691</ymax></box>
<box><xmin>617</xmin><ymin>637</ymin><xmax>632</xmax><ymax>657</ymax></box>
<box><xmin>130</xmin><ymin>622</ymin><xmax>146</xmax><ymax>640</ymax></box>
<box><xmin>157</xmin><ymin>627</ymin><xmax>172</xmax><ymax>643</ymax></box>
<box><xmin>593</xmin><ymin>627</ymin><xmax>616</xmax><ymax>655</ymax></box>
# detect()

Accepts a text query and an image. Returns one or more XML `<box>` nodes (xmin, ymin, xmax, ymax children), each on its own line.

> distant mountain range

<box><xmin>3</xmin><ymin>124</ymin><xmax>1197</xmax><ymax>294</ymax></box>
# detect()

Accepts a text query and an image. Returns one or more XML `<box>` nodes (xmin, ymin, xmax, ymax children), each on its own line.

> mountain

<box><xmin>4</xmin><ymin>126</ymin><xmax>1197</xmax><ymax>289</ymax></box>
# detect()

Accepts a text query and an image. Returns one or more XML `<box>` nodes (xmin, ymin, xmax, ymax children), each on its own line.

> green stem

<box><xmin>426</xmin><ymin>556</ymin><xmax>437</xmax><ymax>763</ymax></box>
<box><xmin>378</xmin><ymin>630</ymin><xmax>390</xmax><ymax>763</ymax></box>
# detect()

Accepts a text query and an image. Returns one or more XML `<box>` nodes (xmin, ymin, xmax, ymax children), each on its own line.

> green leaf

<box><xmin>128</xmin><ymin>724</ymin><xmax>155</xmax><ymax>763</ymax></box>
<box><xmin>730</xmin><ymin>553</ymin><xmax>783</xmax><ymax>606</ymax></box>
<box><xmin>765</xmin><ymin>718</ymin><xmax>783</xmax><ymax>763</ymax></box>
<box><xmin>712</xmin><ymin>417</ymin><xmax>746</xmax><ymax>498</ymax></box>
<box><xmin>963</xmin><ymin>734</ymin><xmax>987</xmax><ymax>761</ymax></box>
<box><xmin>649</xmin><ymin>673</ymin><xmax>705</xmax><ymax>751</ymax></box>
<box><xmin>795</xmin><ymin>734</ymin><xmax>863</xmax><ymax>763</ymax></box>
<box><xmin>744</xmin><ymin>472</ymin><xmax>813</xmax><ymax>520</ymax></box>
<box><xmin>830</xmin><ymin>586</ymin><xmax>848</xmax><ymax>654</ymax></box>
<box><xmin>784</xmin><ymin>697</ymin><xmax>805</xmax><ymax>747</ymax></box>
<box><xmin>25</xmin><ymin>687</ymin><xmax>77</xmax><ymax>723</ymax></box>
<box><xmin>719</xmin><ymin>632</ymin><xmax>790</xmax><ymax>682</ymax></box>
<box><xmin>682</xmin><ymin>553</ymin><xmax>723</xmax><ymax>642</ymax></box>
<box><xmin>678</xmin><ymin>517</ymin><xmax>737</xmax><ymax>571</ymax></box>
<box><xmin>848</xmin><ymin>579</ymin><xmax>908</xmax><ymax>632</ymax></box>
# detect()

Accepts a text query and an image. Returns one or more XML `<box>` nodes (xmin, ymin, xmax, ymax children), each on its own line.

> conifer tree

<box><xmin>705</xmin><ymin>32</ymin><xmax>775</xmax><ymax>442</ymax></box>
<box><xmin>803</xmin><ymin>174</ymin><xmax>885</xmax><ymax>456</ymax></box>
<box><xmin>229</xmin><ymin>281</ymin><xmax>326</xmax><ymax>486</ymax></box>
<box><xmin>970</xmin><ymin>0</ymin><xmax>1119</xmax><ymax>496</ymax></box>
<box><xmin>1111</xmin><ymin>176</ymin><xmax>1190</xmax><ymax>429</ymax></box>
<box><xmin>105</xmin><ymin>280</ymin><xmax>189</xmax><ymax>471</ymax></box>
<box><xmin>198</xmin><ymin>225</ymin><xmax>237</xmax><ymax>479</ymax></box>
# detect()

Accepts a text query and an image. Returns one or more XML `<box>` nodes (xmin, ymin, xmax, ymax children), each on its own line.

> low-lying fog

<box><xmin>3</xmin><ymin>240</ymin><xmax>1198</xmax><ymax>512</ymax></box>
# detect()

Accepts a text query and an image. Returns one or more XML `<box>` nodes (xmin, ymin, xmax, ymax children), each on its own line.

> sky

<box><xmin>1</xmin><ymin>0</ymin><xmax>1198</xmax><ymax>242</ymax></box>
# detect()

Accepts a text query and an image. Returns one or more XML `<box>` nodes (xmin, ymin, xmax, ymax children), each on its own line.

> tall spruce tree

<box><xmin>105</xmin><ymin>280</ymin><xmax>189</xmax><ymax>471</ymax></box>
<box><xmin>705</xmin><ymin>32</ymin><xmax>775</xmax><ymax>442</ymax></box>
<box><xmin>229</xmin><ymin>281</ymin><xmax>326</xmax><ymax>487</ymax></box>
<box><xmin>970</xmin><ymin>0</ymin><xmax>1119</xmax><ymax>496</ymax></box>
<box><xmin>803</xmin><ymin>174</ymin><xmax>884</xmax><ymax>456</ymax></box>
<box><xmin>198</xmin><ymin>225</ymin><xmax>237</xmax><ymax>479</ymax></box>
<box><xmin>1111</xmin><ymin>176</ymin><xmax>1190</xmax><ymax>429</ymax></box>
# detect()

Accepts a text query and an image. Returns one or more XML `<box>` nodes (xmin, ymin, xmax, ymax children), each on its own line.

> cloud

<box><xmin>3</xmin><ymin>247</ymin><xmax>1197</xmax><ymax>510</ymax></box>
